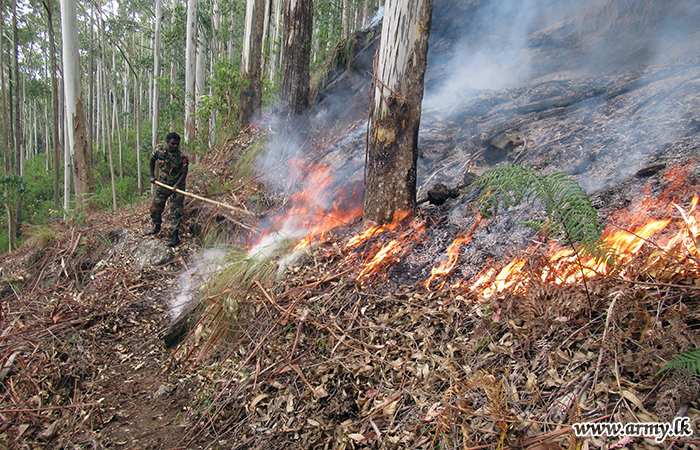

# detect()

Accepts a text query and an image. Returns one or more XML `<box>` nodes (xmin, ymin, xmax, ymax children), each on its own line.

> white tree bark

<box><xmin>373</xmin><ymin>0</ymin><xmax>430</xmax><ymax>117</ymax></box>
<box><xmin>269</xmin><ymin>0</ymin><xmax>283</xmax><ymax>84</ymax></box>
<box><xmin>152</xmin><ymin>0</ymin><xmax>161</xmax><ymax>149</ymax></box>
<box><xmin>60</xmin><ymin>0</ymin><xmax>80</xmax><ymax>214</ymax></box>
<box><xmin>341</xmin><ymin>0</ymin><xmax>349</xmax><ymax>39</ymax></box>
<box><xmin>239</xmin><ymin>0</ymin><xmax>265</xmax><ymax>126</ymax></box>
<box><xmin>184</xmin><ymin>0</ymin><xmax>197</xmax><ymax>144</ymax></box>
<box><xmin>361</xmin><ymin>0</ymin><xmax>369</xmax><ymax>28</ymax></box>
<box><xmin>364</xmin><ymin>0</ymin><xmax>433</xmax><ymax>226</ymax></box>
<box><xmin>136</xmin><ymin>74</ymin><xmax>142</xmax><ymax>192</ymax></box>
<box><xmin>196</xmin><ymin>37</ymin><xmax>206</xmax><ymax>152</ymax></box>
<box><xmin>262</xmin><ymin>0</ymin><xmax>271</xmax><ymax>76</ymax></box>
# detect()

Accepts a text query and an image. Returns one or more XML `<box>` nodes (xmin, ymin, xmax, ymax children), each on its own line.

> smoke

<box><xmin>420</xmin><ymin>0</ymin><xmax>700</xmax><ymax>195</ymax></box>
<box><xmin>369</xmin><ymin>6</ymin><xmax>384</xmax><ymax>28</ymax></box>
<box><xmin>248</xmin><ymin>115</ymin><xmax>367</xmax><ymax>259</ymax></box>
<box><xmin>170</xmin><ymin>248</ymin><xmax>228</xmax><ymax>319</ymax></box>
<box><xmin>423</xmin><ymin>0</ymin><xmax>700</xmax><ymax>111</ymax></box>
<box><xmin>423</xmin><ymin>0</ymin><xmax>580</xmax><ymax>111</ymax></box>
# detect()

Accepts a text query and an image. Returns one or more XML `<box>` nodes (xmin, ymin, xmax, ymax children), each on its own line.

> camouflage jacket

<box><xmin>152</xmin><ymin>146</ymin><xmax>189</xmax><ymax>185</ymax></box>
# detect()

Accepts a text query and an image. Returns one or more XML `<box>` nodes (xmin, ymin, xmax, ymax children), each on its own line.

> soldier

<box><xmin>146</xmin><ymin>132</ymin><xmax>189</xmax><ymax>247</ymax></box>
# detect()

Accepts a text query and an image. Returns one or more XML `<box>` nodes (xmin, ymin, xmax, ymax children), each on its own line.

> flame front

<box><xmin>462</xmin><ymin>163</ymin><xmax>700</xmax><ymax>299</ymax></box>
<box><xmin>249</xmin><ymin>161</ymin><xmax>364</xmax><ymax>254</ymax></box>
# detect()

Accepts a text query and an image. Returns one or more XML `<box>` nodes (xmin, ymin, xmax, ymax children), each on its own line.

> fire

<box><xmin>357</xmin><ymin>240</ymin><xmax>400</xmax><ymax>280</ymax></box>
<box><xmin>254</xmin><ymin>152</ymin><xmax>699</xmax><ymax>302</ymax></box>
<box><xmin>459</xmin><ymin>163</ymin><xmax>700</xmax><ymax>299</ymax></box>
<box><xmin>347</xmin><ymin>213</ymin><xmax>426</xmax><ymax>285</ymax></box>
<box><xmin>425</xmin><ymin>234</ymin><xmax>474</xmax><ymax>290</ymax></box>
<box><xmin>425</xmin><ymin>216</ymin><xmax>482</xmax><ymax>291</ymax></box>
<box><xmin>249</xmin><ymin>161</ymin><xmax>365</xmax><ymax>254</ymax></box>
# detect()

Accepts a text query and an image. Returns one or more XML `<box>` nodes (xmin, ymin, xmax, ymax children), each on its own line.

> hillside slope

<box><xmin>3</xmin><ymin>1</ymin><xmax>700</xmax><ymax>449</ymax></box>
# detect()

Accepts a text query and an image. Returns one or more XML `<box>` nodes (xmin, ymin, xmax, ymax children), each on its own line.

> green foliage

<box><xmin>474</xmin><ymin>164</ymin><xmax>616</xmax><ymax>264</ymax></box>
<box><xmin>229</xmin><ymin>135</ymin><xmax>267</xmax><ymax>183</ymax></box>
<box><xmin>23</xmin><ymin>155</ymin><xmax>58</xmax><ymax>223</ymax></box>
<box><xmin>657</xmin><ymin>348</ymin><xmax>700</xmax><ymax>375</ymax></box>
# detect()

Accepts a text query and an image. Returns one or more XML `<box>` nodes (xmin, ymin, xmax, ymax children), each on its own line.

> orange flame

<box><xmin>250</xmin><ymin>162</ymin><xmax>365</xmax><ymax>252</ymax></box>
<box><xmin>425</xmin><ymin>234</ymin><xmax>474</xmax><ymax>290</ymax></box>
<box><xmin>425</xmin><ymin>216</ymin><xmax>482</xmax><ymax>291</ymax></box>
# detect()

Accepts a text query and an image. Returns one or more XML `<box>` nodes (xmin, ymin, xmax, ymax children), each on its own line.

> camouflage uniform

<box><xmin>150</xmin><ymin>146</ymin><xmax>189</xmax><ymax>233</ymax></box>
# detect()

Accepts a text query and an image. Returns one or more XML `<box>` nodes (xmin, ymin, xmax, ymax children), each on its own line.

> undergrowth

<box><xmin>474</xmin><ymin>164</ymin><xmax>617</xmax><ymax>267</ymax></box>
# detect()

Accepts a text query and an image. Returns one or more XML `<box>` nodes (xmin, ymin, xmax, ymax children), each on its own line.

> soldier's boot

<box><xmin>146</xmin><ymin>224</ymin><xmax>161</xmax><ymax>235</ymax></box>
<box><xmin>166</xmin><ymin>229</ymin><xmax>180</xmax><ymax>247</ymax></box>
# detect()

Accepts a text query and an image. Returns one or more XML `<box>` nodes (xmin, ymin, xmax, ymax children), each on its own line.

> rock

<box><xmin>131</xmin><ymin>239</ymin><xmax>174</xmax><ymax>269</ymax></box>
<box><xmin>163</xmin><ymin>300</ymin><xmax>205</xmax><ymax>349</ymax></box>
<box><xmin>153</xmin><ymin>384</ymin><xmax>172</xmax><ymax>399</ymax></box>
<box><xmin>463</xmin><ymin>172</ymin><xmax>478</xmax><ymax>187</ymax></box>
<box><xmin>636</xmin><ymin>163</ymin><xmax>666</xmax><ymax>178</ymax></box>
<box><xmin>427</xmin><ymin>183</ymin><xmax>461</xmax><ymax>206</ymax></box>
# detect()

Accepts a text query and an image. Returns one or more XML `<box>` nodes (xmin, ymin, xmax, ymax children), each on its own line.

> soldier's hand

<box><xmin>150</xmin><ymin>176</ymin><xmax>156</xmax><ymax>184</ymax></box>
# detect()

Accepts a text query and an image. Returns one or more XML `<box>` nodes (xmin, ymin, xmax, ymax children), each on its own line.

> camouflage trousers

<box><xmin>150</xmin><ymin>184</ymin><xmax>185</xmax><ymax>233</ymax></box>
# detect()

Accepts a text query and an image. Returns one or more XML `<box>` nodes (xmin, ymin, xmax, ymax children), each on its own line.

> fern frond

<box><xmin>520</xmin><ymin>220</ymin><xmax>562</xmax><ymax>239</ymax></box>
<box><xmin>474</xmin><ymin>164</ymin><xmax>614</xmax><ymax>265</ymax></box>
<box><xmin>657</xmin><ymin>348</ymin><xmax>700</xmax><ymax>375</ymax></box>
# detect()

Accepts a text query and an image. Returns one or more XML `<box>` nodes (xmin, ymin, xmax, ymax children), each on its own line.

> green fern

<box><xmin>473</xmin><ymin>165</ymin><xmax>616</xmax><ymax>265</ymax></box>
<box><xmin>657</xmin><ymin>348</ymin><xmax>700</xmax><ymax>376</ymax></box>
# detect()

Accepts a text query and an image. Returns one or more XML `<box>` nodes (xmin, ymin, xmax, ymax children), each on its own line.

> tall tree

<box><xmin>0</xmin><ymin>1</ymin><xmax>16</xmax><ymax>251</ymax></box>
<box><xmin>61</xmin><ymin>0</ymin><xmax>96</xmax><ymax>212</ymax></box>
<box><xmin>341</xmin><ymin>0</ymin><xmax>349</xmax><ymax>39</ymax></box>
<box><xmin>238</xmin><ymin>0</ymin><xmax>265</xmax><ymax>127</ymax></box>
<box><xmin>152</xmin><ymin>0</ymin><xmax>162</xmax><ymax>150</ymax></box>
<box><xmin>279</xmin><ymin>0</ymin><xmax>313</xmax><ymax>119</ymax></box>
<box><xmin>363</xmin><ymin>0</ymin><xmax>433</xmax><ymax>226</ymax></box>
<box><xmin>184</xmin><ymin>0</ymin><xmax>197</xmax><ymax>143</ymax></box>
<box><xmin>268</xmin><ymin>0</ymin><xmax>283</xmax><ymax>84</ymax></box>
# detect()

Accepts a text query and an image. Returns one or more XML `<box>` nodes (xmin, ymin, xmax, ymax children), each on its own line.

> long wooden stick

<box><xmin>154</xmin><ymin>180</ymin><xmax>255</xmax><ymax>217</ymax></box>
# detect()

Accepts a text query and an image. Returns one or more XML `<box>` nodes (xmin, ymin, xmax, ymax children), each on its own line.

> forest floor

<box><xmin>2</xmin><ymin>124</ymin><xmax>700</xmax><ymax>450</ymax></box>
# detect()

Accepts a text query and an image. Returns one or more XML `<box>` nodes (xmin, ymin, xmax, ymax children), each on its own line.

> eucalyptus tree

<box><xmin>61</xmin><ymin>0</ymin><xmax>96</xmax><ymax>213</ymax></box>
<box><xmin>280</xmin><ymin>0</ymin><xmax>312</xmax><ymax>119</ymax></box>
<box><xmin>363</xmin><ymin>0</ymin><xmax>432</xmax><ymax>226</ymax></box>
<box><xmin>238</xmin><ymin>0</ymin><xmax>265</xmax><ymax>127</ymax></box>
<box><xmin>268</xmin><ymin>0</ymin><xmax>282</xmax><ymax>84</ymax></box>
<box><xmin>152</xmin><ymin>0</ymin><xmax>163</xmax><ymax>151</ymax></box>
<box><xmin>0</xmin><ymin>1</ymin><xmax>16</xmax><ymax>251</ymax></box>
<box><xmin>184</xmin><ymin>0</ymin><xmax>197</xmax><ymax>143</ymax></box>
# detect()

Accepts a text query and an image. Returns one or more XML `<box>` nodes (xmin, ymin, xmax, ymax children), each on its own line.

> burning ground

<box><xmin>4</xmin><ymin>0</ymin><xmax>700</xmax><ymax>448</ymax></box>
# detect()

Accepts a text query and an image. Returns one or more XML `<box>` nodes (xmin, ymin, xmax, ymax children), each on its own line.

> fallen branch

<box><xmin>153</xmin><ymin>180</ymin><xmax>255</xmax><ymax>217</ymax></box>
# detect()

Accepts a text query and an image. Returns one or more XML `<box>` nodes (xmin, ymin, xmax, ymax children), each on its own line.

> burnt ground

<box><xmin>5</xmin><ymin>0</ymin><xmax>700</xmax><ymax>449</ymax></box>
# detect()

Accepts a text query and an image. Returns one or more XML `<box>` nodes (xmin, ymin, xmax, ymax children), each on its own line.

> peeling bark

<box><xmin>363</xmin><ymin>0</ymin><xmax>433</xmax><ymax>226</ymax></box>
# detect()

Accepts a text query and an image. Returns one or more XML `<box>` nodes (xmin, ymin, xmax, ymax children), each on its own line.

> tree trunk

<box><xmin>238</xmin><ymin>0</ymin><xmax>265</xmax><ymax>127</ymax></box>
<box><xmin>61</xmin><ymin>0</ymin><xmax>96</xmax><ymax>213</ymax></box>
<box><xmin>361</xmin><ymin>0</ymin><xmax>369</xmax><ymax>28</ymax></box>
<box><xmin>341</xmin><ymin>0</ymin><xmax>349</xmax><ymax>39</ymax></box>
<box><xmin>0</xmin><ymin>3</ymin><xmax>14</xmax><ymax>251</ymax></box>
<box><xmin>135</xmin><ymin>74</ymin><xmax>142</xmax><ymax>193</ymax></box>
<box><xmin>269</xmin><ymin>0</ymin><xmax>283</xmax><ymax>84</ymax></box>
<box><xmin>152</xmin><ymin>0</ymin><xmax>162</xmax><ymax>149</ymax></box>
<box><xmin>88</xmin><ymin>11</ymin><xmax>94</xmax><ymax>163</ymax></box>
<box><xmin>45</xmin><ymin>0</ymin><xmax>62</xmax><ymax>208</ymax></box>
<box><xmin>196</xmin><ymin>36</ymin><xmax>206</xmax><ymax>152</ymax></box>
<box><xmin>100</xmin><ymin>29</ymin><xmax>117</xmax><ymax>211</ymax></box>
<box><xmin>113</xmin><ymin>51</ymin><xmax>124</xmax><ymax>179</ymax></box>
<box><xmin>261</xmin><ymin>0</ymin><xmax>270</xmax><ymax>73</ymax></box>
<box><xmin>12</xmin><ymin>0</ymin><xmax>22</xmax><ymax>178</ymax></box>
<box><xmin>280</xmin><ymin>0</ymin><xmax>313</xmax><ymax>120</ymax></box>
<box><xmin>363</xmin><ymin>0</ymin><xmax>432</xmax><ymax>227</ymax></box>
<box><xmin>184</xmin><ymin>0</ymin><xmax>197</xmax><ymax>143</ymax></box>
